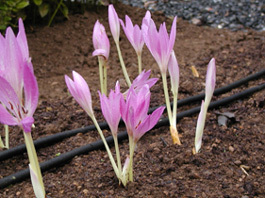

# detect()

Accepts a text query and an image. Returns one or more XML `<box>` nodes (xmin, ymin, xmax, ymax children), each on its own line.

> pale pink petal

<box><xmin>65</xmin><ymin>71</ymin><xmax>93</xmax><ymax>117</ymax></box>
<box><xmin>205</xmin><ymin>58</ymin><xmax>216</xmax><ymax>105</ymax></box>
<box><xmin>92</xmin><ymin>20</ymin><xmax>110</xmax><ymax>59</ymax></box>
<box><xmin>92</xmin><ymin>49</ymin><xmax>108</xmax><ymax>58</ymax></box>
<box><xmin>17</xmin><ymin>18</ymin><xmax>29</xmax><ymax>61</ymax></box>
<box><xmin>4</xmin><ymin>27</ymin><xmax>24</xmax><ymax>98</ymax></box>
<box><xmin>0</xmin><ymin>76</ymin><xmax>20</xmax><ymax>112</ymax></box>
<box><xmin>168</xmin><ymin>51</ymin><xmax>179</xmax><ymax>95</ymax></box>
<box><xmin>23</xmin><ymin>63</ymin><xmax>39</xmax><ymax>117</ymax></box>
<box><xmin>134</xmin><ymin>106</ymin><xmax>165</xmax><ymax>142</ymax></box>
<box><xmin>0</xmin><ymin>104</ymin><xmax>18</xmax><ymax>126</ymax></box>
<box><xmin>108</xmin><ymin>4</ymin><xmax>120</xmax><ymax>43</ymax></box>
<box><xmin>195</xmin><ymin>100</ymin><xmax>206</xmax><ymax>153</ymax></box>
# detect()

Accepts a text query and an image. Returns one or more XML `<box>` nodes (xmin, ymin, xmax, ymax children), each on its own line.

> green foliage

<box><xmin>0</xmin><ymin>0</ymin><xmax>29</xmax><ymax>31</ymax></box>
<box><xmin>0</xmin><ymin>0</ymin><xmax>118</xmax><ymax>32</ymax></box>
<box><xmin>0</xmin><ymin>0</ymin><xmax>69</xmax><ymax>32</ymax></box>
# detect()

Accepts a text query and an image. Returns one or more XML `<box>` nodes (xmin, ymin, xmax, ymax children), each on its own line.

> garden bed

<box><xmin>0</xmin><ymin>3</ymin><xmax>264</xmax><ymax>197</ymax></box>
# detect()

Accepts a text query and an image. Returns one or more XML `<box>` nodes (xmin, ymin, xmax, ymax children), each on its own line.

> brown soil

<box><xmin>1</xmin><ymin>3</ymin><xmax>265</xmax><ymax>198</ymax></box>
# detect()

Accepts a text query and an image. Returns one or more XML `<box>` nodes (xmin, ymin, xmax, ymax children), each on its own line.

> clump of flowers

<box><xmin>0</xmin><ymin>19</ymin><xmax>45</xmax><ymax>198</ymax></box>
<box><xmin>65</xmin><ymin>71</ymin><xmax>164</xmax><ymax>186</ymax></box>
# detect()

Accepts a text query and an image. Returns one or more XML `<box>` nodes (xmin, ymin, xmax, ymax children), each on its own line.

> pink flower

<box><xmin>120</xmin><ymin>85</ymin><xmax>165</xmax><ymax>142</ymax></box>
<box><xmin>141</xmin><ymin>11</ymin><xmax>151</xmax><ymax>36</ymax></box>
<box><xmin>144</xmin><ymin>16</ymin><xmax>177</xmax><ymax>74</ymax></box>
<box><xmin>205</xmin><ymin>58</ymin><xmax>216</xmax><ymax>104</ymax></box>
<box><xmin>65</xmin><ymin>71</ymin><xmax>94</xmax><ymax>118</ymax></box>
<box><xmin>108</xmin><ymin>4</ymin><xmax>120</xmax><ymax>44</ymax></box>
<box><xmin>92</xmin><ymin>20</ymin><xmax>110</xmax><ymax>60</ymax></box>
<box><xmin>120</xmin><ymin>15</ymin><xmax>144</xmax><ymax>55</ymax></box>
<box><xmin>168</xmin><ymin>51</ymin><xmax>179</xmax><ymax>95</ymax></box>
<box><xmin>0</xmin><ymin>19</ymin><xmax>38</xmax><ymax>133</ymax></box>
<box><xmin>0</xmin><ymin>64</ymin><xmax>38</xmax><ymax>133</ymax></box>
<box><xmin>123</xmin><ymin>70</ymin><xmax>158</xmax><ymax>97</ymax></box>
<box><xmin>99</xmin><ymin>82</ymin><xmax>123</xmax><ymax>136</ymax></box>
<box><xmin>0</xmin><ymin>18</ymin><xmax>31</xmax><ymax>100</ymax></box>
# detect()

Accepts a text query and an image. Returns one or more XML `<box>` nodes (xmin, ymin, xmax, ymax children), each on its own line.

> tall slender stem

<box><xmin>115</xmin><ymin>42</ymin><xmax>131</xmax><ymax>87</ymax></box>
<box><xmin>98</xmin><ymin>57</ymin><xmax>104</xmax><ymax>94</ymax></box>
<box><xmin>113</xmin><ymin>135</ymin><xmax>122</xmax><ymax>178</ymax></box>
<box><xmin>102</xmin><ymin>60</ymin><xmax>108</xmax><ymax>95</ymax></box>
<box><xmin>137</xmin><ymin>53</ymin><xmax>142</xmax><ymax>74</ymax></box>
<box><xmin>172</xmin><ymin>91</ymin><xmax>178</xmax><ymax>129</ymax></box>
<box><xmin>23</xmin><ymin>131</ymin><xmax>45</xmax><ymax>196</ymax></box>
<box><xmin>161</xmin><ymin>73</ymin><xmax>172</xmax><ymax>125</ymax></box>
<box><xmin>91</xmin><ymin>116</ymin><xmax>120</xmax><ymax>179</ymax></box>
<box><xmin>128</xmin><ymin>136</ymin><xmax>135</xmax><ymax>182</ymax></box>
<box><xmin>4</xmin><ymin>125</ymin><xmax>9</xmax><ymax>149</ymax></box>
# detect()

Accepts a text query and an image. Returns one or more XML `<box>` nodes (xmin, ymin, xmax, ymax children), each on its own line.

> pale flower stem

<box><xmin>4</xmin><ymin>125</ymin><xmax>9</xmax><ymax>149</ymax></box>
<box><xmin>115</xmin><ymin>41</ymin><xmax>131</xmax><ymax>87</ymax></box>
<box><xmin>102</xmin><ymin>60</ymin><xmax>108</xmax><ymax>95</ymax></box>
<box><xmin>128</xmin><ymin>136</ymin><xmax>135</xmax><ymax>182</ymax></box>
<box><xmin>91</xmin><ymin>116</ymin><xmax>120</xmax><ymax>179</ymax></box>
<box><xmin>113</xmin><ymin>135</ymin><xmax>122</xmax><ymax>178</ymax></box>
<box><xmin>172</xmin><ymin>92</ymin><xmax>178</xmax><ymax>129</ymax></box>
<box><xmin>23</xmin><ymin>131</ymin><xmax>45</xmax><ymax>196</ymax></box>
<box><xmin>161</xmin><ymin>73</ymin><xmax>173</xmax><ymax>125</ymax></box>
<box><xmin>0</xmin><ymin>135</ymin><xmax>4</xmax><ymax>148</ymax></box>
<box><xmin>98</xmin><ymin>56</ymin><xmax>104</xmax><ymax>95</ymax></box>
<box><xmin>137</xmin><ymin>53</ymin><xmax>142</xmax><ymax>74</ymax></box>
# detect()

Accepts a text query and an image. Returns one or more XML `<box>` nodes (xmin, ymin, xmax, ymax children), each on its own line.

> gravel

<box><xmin>119</xmin><ymin>0</ymin><xmax>265</xmax><ymax>31</ymax></box>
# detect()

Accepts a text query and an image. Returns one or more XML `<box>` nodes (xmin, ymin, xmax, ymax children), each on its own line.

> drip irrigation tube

<box><xmin>0</xmin><ymin>69</ymin><xmax>264</xmax><ymax>161</ymax></box>
<box><xmin>0</xmin><ymin>83</ymin><xmax>264</xmax><ymax>189</ymax></box>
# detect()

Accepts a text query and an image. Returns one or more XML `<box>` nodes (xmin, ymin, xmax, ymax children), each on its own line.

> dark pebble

<box><xmin>119</xmin><ymin>0</ymin><xmax>265</xmax><ymax>31</ymax></box>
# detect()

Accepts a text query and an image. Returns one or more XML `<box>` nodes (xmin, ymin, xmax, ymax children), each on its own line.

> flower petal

<box><xmin>23</xmin><ymin>62</ymin><xmax>39</xmax><ymax>117</ymax></box>
<box><xmin>134</xmin><ymin>106</ymin><xmax>165</xmax><ymax>142</ymax></box>
<box><xmin>108</xmin><ymin>4</ymin><xmax>120</xmax><ymax>43</ymax></box>
<box><xmin>0</xmin><ymin>104</ymin><xmax>17</xmax><ymax>126</ymax></box>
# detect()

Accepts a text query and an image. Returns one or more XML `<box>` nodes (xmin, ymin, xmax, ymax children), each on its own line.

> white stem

<box><xmin>137</xmin><ymin>52</ymin><xmax>142</xmax><ymax>74</ymax></box>
<box><xmin>115</xmin><ymin>41</ymin><xmax>131</xmax><ymax>87</ymax></box>
<box><xmin>23</xmin><ymin>131</ymin><xmax>45</xmax><ymax>196</ymax></box>
<box><xmin>98</xmin><ymin>56</ymin><xmax>104</xmax><ymax>94</ymax></box>
<box><xmin>128</xmin><ymin>136</ymin><xmax>135</xmax><ymax>182</ymax></box>
<box><xmin>113</xmin><ymin>135</ymin><xmax>122</xmax><ymax>179</ymax></box>
<box><xmin>4</xmin><ymin>125</ymin><xmax>9</xmax><ymax>149</ymax></box>
<box><xmin>161</xmin><ymin>73</ymin><xmax>173</xmax><ymax>125</ymax></box>
<box><xmin>91</xmin><ymin>116</ymin><xmax>120</xmax><ymax>179</ymax></box>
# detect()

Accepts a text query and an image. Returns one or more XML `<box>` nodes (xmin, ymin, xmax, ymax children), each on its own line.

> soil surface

<box><xmin>1</xmin><ymin>3</ymin><xmax>265</xmax><ymax>198</ymax></box>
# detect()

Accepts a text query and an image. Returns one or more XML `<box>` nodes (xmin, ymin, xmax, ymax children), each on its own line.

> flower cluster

<box><xmin>1</xmin><ymin>3</ymin><xmax>217</xmax><ymax>196</ymax></box>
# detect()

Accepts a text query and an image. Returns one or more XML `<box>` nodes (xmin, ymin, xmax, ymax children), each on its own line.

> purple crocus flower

<box><xmin>120</xmin><ymin>15</ymin><xmax>144</xmax><ymax>55</ymax></box>
<box><xmin>120</xmin><ymin>85</ymin><xmax>165</xmax><ymax>143</ymax></box>
<box><xmin>99</xmin><ymin>81</ymin><xmax>122</xmax><ymax>136</ymax></box>
<box><xmin>0</xmin><ymin>19</ymin><xmax>38</xmax><ymax>133</ymax></box>
<box><xmin>123</xmin><ymin>70</ymin><xmax>158</xmax><ymax>97</ymax></box>
<box><xmin>92</xmin><ymin>20</ymin><xmax>110</xmax><ymax>60</ymax></box>
<box><xmin>65</xmin><ymin>71</ymin><xmax>94</xmax><ymax>118</ymax></box>
<box><xmin>144</xmin><ymin>16</ymin><xmax>177</xmax><ymax>74</ymax></box>
<box><xmin>108</xmin><ymin>4</ymin><xmax>120</xmax><ymax>44</ymax></box>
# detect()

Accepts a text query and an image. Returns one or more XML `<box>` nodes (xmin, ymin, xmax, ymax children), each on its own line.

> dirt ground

<box><xmin>0</xmin><ymin>3</ymin><xmax>265</xmax><ymax>198</ymax></box>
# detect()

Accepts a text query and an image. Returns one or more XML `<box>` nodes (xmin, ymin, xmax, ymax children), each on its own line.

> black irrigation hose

<box><xmin>0</xmin><ymin>83</ymin><xmax>264</xmax><ymax>189</ymax></box>
<box><xmin>0</xmin><ymin>69</ymin><xmax>264</xmax><ymax>161</ymax></box>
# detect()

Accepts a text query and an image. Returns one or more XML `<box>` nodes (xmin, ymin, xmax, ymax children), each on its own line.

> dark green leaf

<box><xmin>60</xmin><ymin>3</ymin><xmax>69</xmax><ymax>19</ymax></box>
<box><xmin>33</xmin><ymin>0</ymin><xmax>42</xmax><ymax>6</ymax></box>
<box><xmin>16</xmin><ymin>1</ymin><xmax>29</xmax><ymax>9</ymax></box>
<box><xmin>38</xmin><ymin>3</ymin><xmax>50</xmax><ymax>18</ymax></box>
